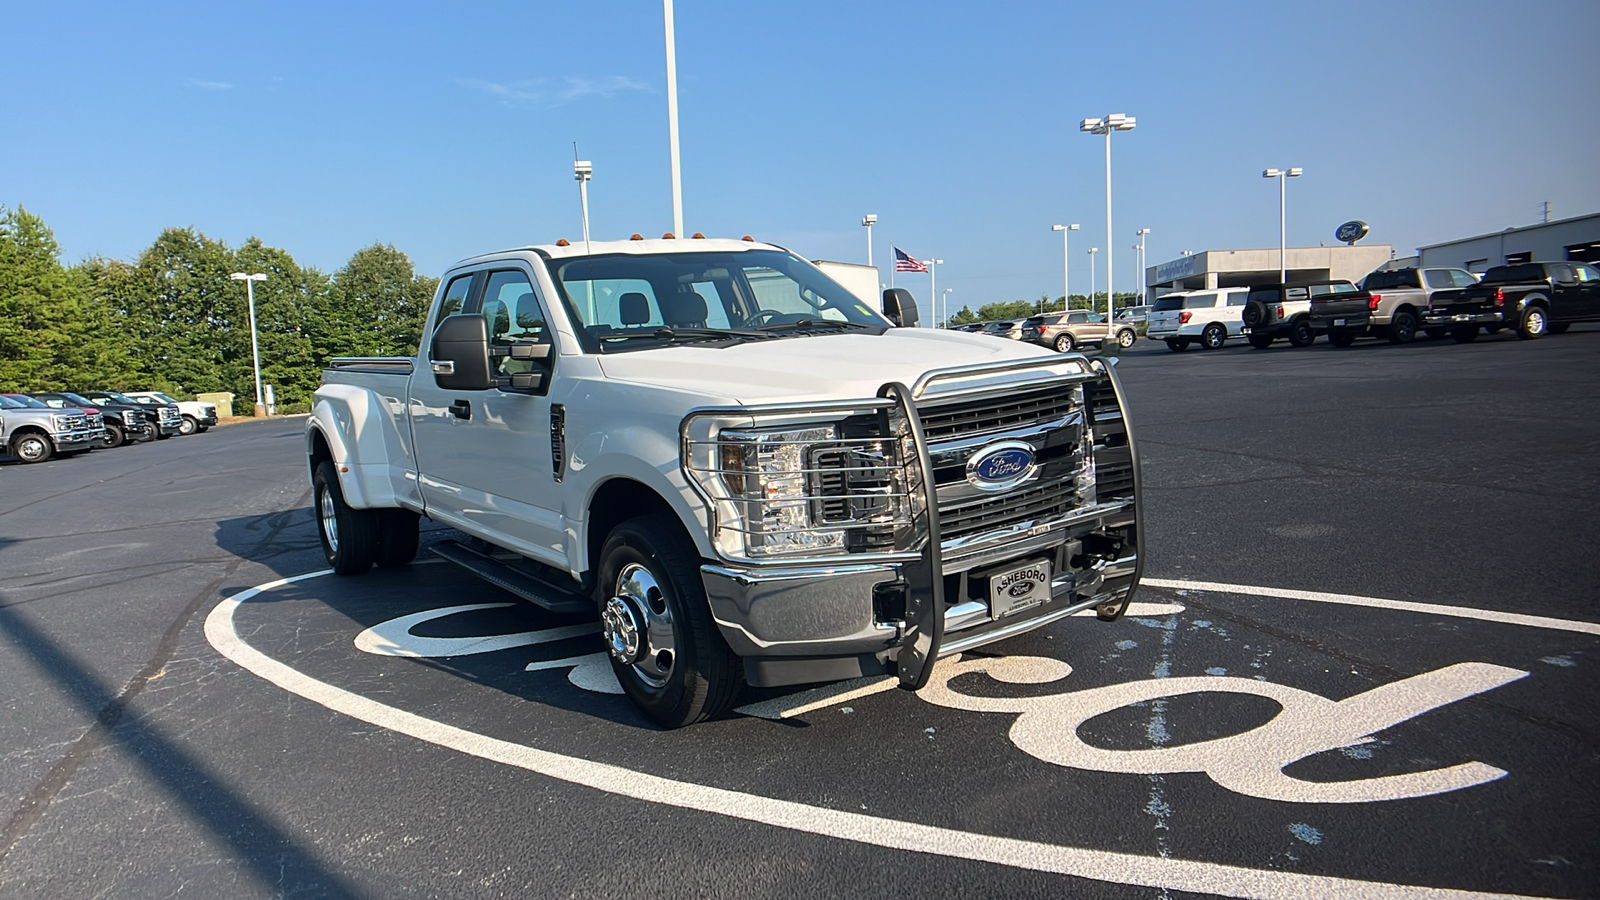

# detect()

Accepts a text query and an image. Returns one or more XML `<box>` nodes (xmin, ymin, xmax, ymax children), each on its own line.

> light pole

<box><xmin>1263</xmin><ymin>167</ymin><xmax>1302</xmax><ymax>283</ymax></box>
<box><xmin>1081</xmin><ymin>113</ymin><xmax>1136</xmax><ymax>342</ymax></box>
<box><xmin>574</xmin><ymin>158</ymin><xmax>593</xmax><ymax>243</ymax></box>
<box><xmin>1135</xmin><ymin>227</ymin><xmax>1151</xmax><ymax>300</ymax></box>
<box><xmin>1051</xmin><ymin>223</ymin><xmax>1079</xmax><ymax>310</ymax></box>
<box><xmin>927</xmin><ymin>258</ymin><xmax>944</xmax><ymax>328</ymax></box>
<box><xmin>942</xmin><ymin>287</ymin><xmax>953</xmax><ymax>328</ymax></box>
<box><xmin>663</xmin><ymin>0</ymin><xmax>683</xmax><ymax>236</ymax></box>
<box><xmin>229</xmin><ymin>272</ymin><xmax>268</xmax><ymax>417</ymax></box>
<box><xmin>862</xmin><ymin>214</ymin><xmax>877</xmax><ymax>267</ymax></box>
<box><xmin>1087</xmin><ymin>247</ymin><xmax>1098</xmax><ymax>312</ymax></box>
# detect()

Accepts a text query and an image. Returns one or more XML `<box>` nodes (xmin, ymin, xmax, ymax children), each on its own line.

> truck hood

<box><xmin>596</xmin><ymin>328</ymin><xmax>1062</xmax><ymax>404</ymax></box>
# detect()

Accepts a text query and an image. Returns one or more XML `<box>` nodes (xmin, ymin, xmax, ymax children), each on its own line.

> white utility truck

<box><xmin>307</xmin><ymin>237</ymin><xmax>1143</xmax><ymax>727</ymax></box>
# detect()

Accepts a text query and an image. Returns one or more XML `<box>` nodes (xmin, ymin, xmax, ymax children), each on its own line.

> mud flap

<box><xmin>879</xmin><ymin>382</ymin><xmax>944</xmax><ymax>690</ymax></box>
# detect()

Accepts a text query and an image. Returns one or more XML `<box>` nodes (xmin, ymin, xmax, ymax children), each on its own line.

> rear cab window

<box><xmin>1185</xmin><ymin>294</ymin><xmax>1218</xmax><ymax>309</ymax></box>
<box><xmin>1152</xmin><ymin>296</ymin><xmax>1185</xmax><ymax>312</ymax></box>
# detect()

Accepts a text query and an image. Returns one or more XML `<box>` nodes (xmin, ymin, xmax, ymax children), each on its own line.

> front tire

<box><xmin>1199</xmin><ymin>324</ymin><xmax>1227</xmax><ymax>350</ymax></box>
<box><xmin>1516</xmin><ymin>306</ymin><xmax>1548</xmax><ymax>340</ymax></box>
<box><xmin>179</xmin><ymin>415</ymin><xmax>198</xmax><ymax>436</ymax></box>
<box><xmin>313</xmin><ymin>460</ymin><xmax>378</xmax><ymax>575</ymax></box>
<box><xmin>1117</xmin><ymin>329</ymin><xmax>1136</xmax><ymax>348</ymax></box>
<box><xmin>103</xmin><ymin>422</ymin><xmax>125</xmax><ymax>448</ymax></box>
<box><xmin>597</xmin><ymin>514</ymin><xmax>740</xmax><ymax>728</ymax></box>
<box><xmin>1287</xmin><ymin>319</ymin><xmax>1316</xmax><ymax>347</ymax></box>
<box><xmin>1054</xmin><ymin>333</ymin><xmax>1075</xmax><ymax>352</ymax></box>
<box><xmin>13</xmin><ymin>433</ymin><xmax>52</xmax><ymax>463</ymax></box>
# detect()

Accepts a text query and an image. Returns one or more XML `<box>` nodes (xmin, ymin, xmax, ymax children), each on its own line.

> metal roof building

<box><xmin>1415</xmin><ymin>212</ymin><xmax>1600</xmax><ymax>273</ymax></box>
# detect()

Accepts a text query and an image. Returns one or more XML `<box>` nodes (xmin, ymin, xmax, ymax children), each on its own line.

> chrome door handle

<box><xmin>430</xmin><ymin>360</ymin><xmax>456</xmax><ymax>375</ymax></box>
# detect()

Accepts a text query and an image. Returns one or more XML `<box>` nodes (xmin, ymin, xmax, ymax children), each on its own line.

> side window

<box><xmin>1451</xmin><ymin>270</ymin><xmax>1479</xmax><ymax>288</ymax></box>
<box><xmin>1285</xmin><ymin>287</ymin><xmax>1310</xmax><ymax>301</ymax></box>
<box><xmin>1186</xmin><ymin>294</ymin><xmax>1218</xmax><ymax>309</ymax></box>
<box><xmin>433</xmin><ymin>274</ymin><xmax>474</xmax><ymax>334</ymax></box>
<box><xmin>1424</xmin><ymin>270</ymin><xmax>1455</xmax><ymax>289</ymax></box>
<box><xmin>1548</xmin><ymin>264</ymin><xmax>1575</xmax><ymax>284</ymax></box>
<box><xmin>1575</xmin><ymin>265</ymin><xmax>1600</xmax><ymax>283</ymax></box>
<box><xmin>1068</xmin><ymin>311</ymin><xmax>1088</xmax><ymax>324</ymax></box>
<box><xmin>1225</xmin><ymin>291</ymin><xmax>1247</xmax><ymax>306</ymax></box>
<box><xmin>480</xmin><ymin>270</ymin><xmax>549</xmax><ymax>344</ymax></box>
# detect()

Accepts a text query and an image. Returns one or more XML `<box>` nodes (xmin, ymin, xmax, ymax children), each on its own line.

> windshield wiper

<box><xmin>599</xmin><ymin>326</ymin><xmax>772</xmax><ymax>347</ymax></box>
<box><xmin>754</xmin><ymin>319</ymin><xmax>876</xmax><ymax>332</ymax></box>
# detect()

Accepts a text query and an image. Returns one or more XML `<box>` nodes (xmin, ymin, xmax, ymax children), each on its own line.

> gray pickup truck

<box><xmin>1310</xmin><ymin>267</ymin><xmax>1482</xmax><ymax>346</ymax></box>
<box><xmin>0</xmin><ymin>393</ymin><xmax>101</xmax><ymax>463</ymax></box>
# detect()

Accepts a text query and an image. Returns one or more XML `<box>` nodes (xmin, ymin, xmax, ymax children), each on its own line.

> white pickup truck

<box><xmin>307</xmin><ymin>237</ymin><xmax>1143</xmax><ymax>727</ymax></box>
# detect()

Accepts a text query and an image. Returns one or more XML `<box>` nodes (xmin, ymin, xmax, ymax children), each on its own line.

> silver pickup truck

<box><xmin>0</xmin><ymin>393</ymin><xmax>101</xmax><ymax>463</ymax></box>
<box><xmin>307</xmin><ymin>237</ymin><xmax>1145</xmax><ymax>727</ymax></box>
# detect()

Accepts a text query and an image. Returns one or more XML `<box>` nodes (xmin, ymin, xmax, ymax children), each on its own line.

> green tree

<box><xmin>321</xmin><ymin>243</ymin><xmax>438</xmax><ymax>360</ymax></box>
<box><xmin>0</xmin><ymin>206</ymin><xmax>102</xmax><ymax>391</ymax></box>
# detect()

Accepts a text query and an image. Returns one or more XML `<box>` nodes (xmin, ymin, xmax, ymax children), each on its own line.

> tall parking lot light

<box><xmin>1052</xmin><ymin>223</ymin><xmax>1079</xmax><ymax>310</ymax></box>
<box><xmin>574</xmin><ymin>158</ymin><xmax>593</xmax><ymax>243</ymax></box>
<box><xmin>942</xmin><ymin>288</ymin><xmax>953</xmax><ymax>327</ymax></box>
<box><xmin>1087</xmin><ymin>246</ymin><xmax>1099</xmax><ymax>311</ymax></box>
<box><xmin>1082</xmin><ymin>114</ymin><xmax>1135</xmax><ymax>341</ymax></box>
<box><xmin>1263</xmin><ymin>167</ymin><xmax>1302</xmax><ymax>283</ymax></box>
<box><xmin>229</xmin><ymin>272</ymin><xmax>268</xmax><ymax>417</ymax></box>
<box><xmin>927</xmin><ymin>258</ymin><xmax>944</xmax><ymax>328</ymax></box>
<box><xmin>1136</xmin><ymin>227</ymin><xmax>1152</xmax><ymax>300</ymax></box>
<box><xmin>862</xmin><ymin>214</ymin><xmax>877</xmax><ymax>267</ymax></box>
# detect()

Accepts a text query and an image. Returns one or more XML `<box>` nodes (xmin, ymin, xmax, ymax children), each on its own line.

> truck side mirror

<box><xmin>882</xmin><ymin>288</ymin><xmax>920</xmax><ymax>327</ymax></box>
<box><xmin>430</xmin><ymin>314</ymin><xmax>495</xmax><ymax>390</ymax></box>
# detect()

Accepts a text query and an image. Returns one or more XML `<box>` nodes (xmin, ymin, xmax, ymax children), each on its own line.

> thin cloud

<box><xmin>459</xmin><ymin>75</ymin><xmax>651</xmax><ymax>108</ymax></box>
<box><xmin>189</xmin><ymin>79</ymin><xmax>235</xmax><ymax>90</ymax></box>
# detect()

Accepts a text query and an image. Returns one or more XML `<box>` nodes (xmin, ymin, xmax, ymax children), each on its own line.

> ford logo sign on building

<box><xmin>967</xmin><ymin>441</ymin><xmax>1037</xmax><ymax>491</ymax></box>
<box><xmin>1336</xmin><ymin>220</ymin><xmax>1370</xmax><ymax>245</ymax></box>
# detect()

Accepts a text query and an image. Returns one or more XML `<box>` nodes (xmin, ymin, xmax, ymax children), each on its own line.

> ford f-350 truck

<box><xmin>307</xmin><ymin>237</ymin><xmax>1143</xmax><ymax>727</ymax></box>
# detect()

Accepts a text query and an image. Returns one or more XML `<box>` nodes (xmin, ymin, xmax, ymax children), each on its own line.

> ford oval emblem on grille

<box><xmin>966</xmin><ymin>441</ymin><xmax>1037</xmax><ymax>491</ymax></box>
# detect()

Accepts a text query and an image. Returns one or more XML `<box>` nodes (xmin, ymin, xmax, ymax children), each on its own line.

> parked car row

<box><xmin>0</xmin><ymin>390</ymin><xmax>218</xmax><ymax>464</ymax></box>
<box><xmin>958</xmin><ymin>310</ymin><xmax>1140</xmax><ymax>352</ymax></box>
<box><xmin>1145</xmin><ymin>262</ymin><xmax>1599</xmax><ymax>354</ymax></box>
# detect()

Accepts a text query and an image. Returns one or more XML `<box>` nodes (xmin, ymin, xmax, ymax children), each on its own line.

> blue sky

<box><xmin>5</xmin><ymin>0</ymin><xmax>1597</xmax><ymax>314</ymax></box>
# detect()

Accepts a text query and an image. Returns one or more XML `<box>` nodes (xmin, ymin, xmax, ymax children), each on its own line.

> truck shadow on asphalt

<box><xmin>0</xmin><ymin>599</ymin><xmax>365</xmax><ymax>898</ymax></box>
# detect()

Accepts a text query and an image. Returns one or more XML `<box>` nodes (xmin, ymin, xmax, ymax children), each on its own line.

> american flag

<box><xmin>894</xmin><ymin>247</ymin><xmax>928</xmax><ymax>273</ymax></box>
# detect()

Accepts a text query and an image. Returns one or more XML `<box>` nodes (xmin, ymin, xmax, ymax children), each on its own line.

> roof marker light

<box><xmin>630</xmin><ymin>233</ymin><xmax>645</xmax><ymax>241</ymax></box>
<box><xmin>555</xmin><ymin>238</ymin><xmax>571</xmax><ymax>247</ymax></box>
<box><xmin>662</xmin><ymin>232</ymin><xmax>676</xmax><ymax>239</ymax></box>
<box><xmin>741</xmin><ymin>235</ymin><xmax>755</xmax><ymax>242</ymax></box>
<box><xmin>691</xmin><ymin>232</ymin><xmax>705</xmax><ymax>239</ymax></box>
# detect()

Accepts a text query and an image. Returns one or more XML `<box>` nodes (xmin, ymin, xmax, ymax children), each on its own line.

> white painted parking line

<box><xmin>1144</xmin><ymin>578</ymin><xmax>1600</xmax><ymax>636</ymax></box>
<box><xmin>207</xmin><ymin>573</ymin><xmax>1556</xmax><ymax>899</ymax></box>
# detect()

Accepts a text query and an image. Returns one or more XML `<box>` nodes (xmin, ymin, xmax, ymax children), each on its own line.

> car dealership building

<box><xmin>1144</xmin><ymin>244</ymin><xmax>1394</xmax><ymax>299</ymax></box>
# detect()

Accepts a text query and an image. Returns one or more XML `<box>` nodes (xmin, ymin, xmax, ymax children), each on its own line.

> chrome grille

<box><xmin>917</xmin><ymin>381</ymin><xmax>1093</xmax><ymax>566</ymax></box>
<box><xmin>918</xmin><ymin>386</ymin><xmax>1078</xmax><ymax>441</ymax></box>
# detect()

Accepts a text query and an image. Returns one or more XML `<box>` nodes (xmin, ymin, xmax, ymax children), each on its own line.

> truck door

<box><xmin>410</xmin><ymin>266</ymin><xmax>567</xmax><ymax>567</ymax></box>
<box><xmin>1574</xmin><ymin>264</ymin><xmax>1600</xmax><ymax>318</ymax></box>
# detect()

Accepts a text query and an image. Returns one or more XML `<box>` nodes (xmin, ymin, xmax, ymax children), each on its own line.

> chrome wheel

<box><xmin>319</xmin><ymin>487</ymin><xmax>339</xmax><ymax>554</ymax></box>
<box><xmin>15</xmin><ymin>434</ymin><xmax>51</xmax><ymax>463</ymax></box>
<box><xmin>1117</xmin><ymin>329</ymin><xmax>1135</xmax><ymax>348</ymax></box>
<box><xmin>604</xmin><ymin>563</ymin><xmax>676</xmax><ymax>688</ymax></box>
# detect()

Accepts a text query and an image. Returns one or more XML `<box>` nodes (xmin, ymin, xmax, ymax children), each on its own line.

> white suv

<box><xmin>122</xmin><ymin>391</ymin><xmax>219</xmax><ymax>435</ymax></box>
<box><xmin>1145</xmin><ymin>288</ymin><xmax>1249</xmax><ymax>351</ymax></box>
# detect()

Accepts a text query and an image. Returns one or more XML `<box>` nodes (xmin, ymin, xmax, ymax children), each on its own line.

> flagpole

<box><xmin>889</xmin><ymin>243</ymin><xmax>895</xmax><ymax>289</ymax></box>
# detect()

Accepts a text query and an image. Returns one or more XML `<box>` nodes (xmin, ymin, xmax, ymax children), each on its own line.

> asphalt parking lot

<box><xmin>2</xmin><ymin>326</ymin><xmax>1597</xmax><ymax>899</ymax></box>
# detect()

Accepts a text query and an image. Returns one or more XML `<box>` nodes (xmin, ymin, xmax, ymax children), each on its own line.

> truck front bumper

<box><xmin>53</xmin><ymin>429</ymin><xmax>100</xmax><ymax>453</ymax></box>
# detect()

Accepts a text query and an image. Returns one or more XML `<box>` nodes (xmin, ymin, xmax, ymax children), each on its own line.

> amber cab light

<box><xmin>555</xmin><ymin>238</ymin><xmax>570</xmax><ymax>246</ymax></box>
<box><xmin>1178</xmin><ymin>311</ymin><xmax>1192</xmax><ymax>324</ymax></box>
<box><xmin>662</xmin><ymin>232</ymin><xmax>676</xmax><ymax>239</ymax></box>
<box><xmin>630</xmin><ymin>233</ymin><xmax>645</xmax><ymax>241</ymax></box>
<box><xmin>691</xmin><ymin>232</ymin><xmax>705</xmax><ymax>239</ymax></box>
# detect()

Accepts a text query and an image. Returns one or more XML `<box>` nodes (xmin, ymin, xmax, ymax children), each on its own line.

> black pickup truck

<box><xmin>1422</xmin><ymin>261</ymin><xmax>1600</xmax><ymax>342</ymax></box>
<box><xmin>31</xmin><ymin>391</ymin><xmax>153</xmax><ymax>447</ymax></box>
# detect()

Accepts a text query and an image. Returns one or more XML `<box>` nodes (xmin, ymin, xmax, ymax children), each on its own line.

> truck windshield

<box><xmin>548</xmin><ymin>249</ymin><xmax>889</xmax><ymax>353</ymax></box>
<box><xmin>1481</xmin><ymin>264</ymin><xmax>1547</xmax><ymax>284</ymax></box>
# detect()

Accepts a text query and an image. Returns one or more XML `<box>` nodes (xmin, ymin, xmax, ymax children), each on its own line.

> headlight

<box><xmin>53</xmin><ymin>415</ymin><xmax>74</xmax><ymax>430</ymax></box>
<box><xmin>684</xmin><ymin>411</ymin><xmax>914</xmax><ymax>563</ymax></box>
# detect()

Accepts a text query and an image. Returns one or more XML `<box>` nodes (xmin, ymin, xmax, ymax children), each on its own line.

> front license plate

<box><xmin>990</xmin><ymin>559</ymin><xmax>1052</xmax><ymax>618</ymax></box>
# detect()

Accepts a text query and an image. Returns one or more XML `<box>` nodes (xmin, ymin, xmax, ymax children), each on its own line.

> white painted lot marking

<box><xmin>207</xmin><ymin>572</ymin><xmax>1565</xmax><ymax>899</ymax></box>
<box><xmin>353</xmin><ymin>602</ymin><xmax>597</xmax><ymax>658</ymax></box>
<box><xmin>918</xmin><ymin>655</ymin><xmax>1527</xmax><ymax>803</ymax></box>
<box><xmin>1145</xmin><ymin>578</ymin><xmax>1600</xmax><ymax>636</ymax></box>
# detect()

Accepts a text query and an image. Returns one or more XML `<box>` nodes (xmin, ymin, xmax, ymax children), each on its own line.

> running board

<box><xmin>428</xmin><ymin>540</ymin><xmax>592</xmax><ymax>615</ymax></box>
